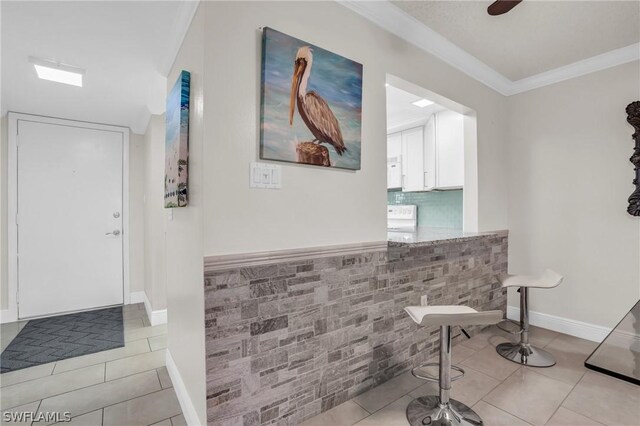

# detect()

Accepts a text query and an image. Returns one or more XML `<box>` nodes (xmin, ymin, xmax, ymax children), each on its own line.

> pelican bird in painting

<box><xmin>289</xmin><ymin>46</ymin><xmax>347</xmax><ymax>155</ymax></box>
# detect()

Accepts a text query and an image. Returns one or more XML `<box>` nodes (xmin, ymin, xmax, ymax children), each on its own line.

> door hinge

<box><xmin>15</xmin><ymin>213</ymin><xmax>18</xmax><ymax>225</ymax></box>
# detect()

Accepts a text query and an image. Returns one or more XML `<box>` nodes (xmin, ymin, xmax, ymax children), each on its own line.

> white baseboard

<box><xmin>0</xmin><ymin>309</ymin><xmax>17</xmax><ymax>324</ymax></box>
<box><xmin>507</xmin><ymin>305</ymin><xmax>611</xmax><ymax>343</ymax></box>
<box><xmin>142</xmin><ymin>292</ymin><xmax>167</xmax><ymax>326</ymax></box>
<box><xmin>129</xmin><ymin>291</ymin><xmax>146</xmax><ymax>304</ymax></box>
<box><xmin>166</xmin><ymin>350</ymin><xmax>201</xmax><ymax>426</ymax></box>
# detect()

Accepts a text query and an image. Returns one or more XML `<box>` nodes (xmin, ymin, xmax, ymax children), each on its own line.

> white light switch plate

<box><xmin>250</xmin><ymin>162</ymin><xmax>282</xmax><ymax>189</ymax></box>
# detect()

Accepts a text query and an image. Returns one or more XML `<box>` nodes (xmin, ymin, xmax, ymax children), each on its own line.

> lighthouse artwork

<box><xmin>165</xmin><ymin>70</ymin><xmax>190</xmax><ymax>207</ymax></box>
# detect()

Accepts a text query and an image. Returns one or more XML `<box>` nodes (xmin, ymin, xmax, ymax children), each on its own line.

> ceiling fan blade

<box><xmin>487</xmin><ymin>0</ymin><xmax>522</xmax><ymax>16</ymax></box>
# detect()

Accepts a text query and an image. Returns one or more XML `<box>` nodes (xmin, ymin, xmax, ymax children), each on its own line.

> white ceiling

<box><xmin>386</xmin><ymin>85</ymin><xmax>446</xmax><ymax>130</ymax></box>
<box><xmin>393</xmin><ymin>1</ymin><xmax>640</xmax><ymax>81</ymax></box>
<box><xmin>1</xmin><ymin>1</ymin><xmax>198</xmax><ymax>134</ymax></box>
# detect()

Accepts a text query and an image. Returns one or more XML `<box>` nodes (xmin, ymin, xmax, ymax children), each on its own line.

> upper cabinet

<box><xmin>387</xmin><ymin>110</ymin><xmax>464</xmax><ymax>192</ymax></box>
<box><xmin>432</xmin><ymin>110</ymin><xmax>464</xmax><ymax>190</ymax></box>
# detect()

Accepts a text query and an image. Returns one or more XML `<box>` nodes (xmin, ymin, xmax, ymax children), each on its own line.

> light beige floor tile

<box><xmin>353</xmin><ymin>395</ymin><xmax>412</xmax><ymax>426</ymax></box>
<box><xmin>546</xmin><ymin>407</ymin><xmax>604</xmax><ymax>426</ymax></box>
<box><xmin>171</xmin><ymin>414</ymin><xmax>187</xmax><ymax>426</ymax></box>
<box><xmin>1</xmin><ymin>362</ymin><xmax>55</xmax><ymax>387</ymax></box>
<box><xmin>38</xmin><ymin>370</ymin><xmax>161</xmax><ymax>419</ymax></box>
<box><xmin>123</xmin><ymin>303</ymin><xmax>145</xmax><ymax>312</ymax></box>
<box><xmin>105</xmin><ymin>349</ymin><xmax>166</xmax><ymax>381</ymax></box>
<box><xmin>459</xmin><ymin>326</ymin><xmax>510</xmax><ymax>351</ymax></box>
<box><xmin>409</xmin><ymin>366</ymin><xmax>500</xmax><ymax>407</ymax></box>
<box><xmin>300</xmin><ymin>401</ymin><xmax>370</xmax><ymax>426</ymax></box>
<box><xmin>1</xmin><ymin>364</ymin><xmax>105</xmax><ymax>409</ymax></box>
<box><xmin>123</xmin><ymin>309</ymin><xmax>148</xmax><ymax>321</ymax></box>
<box><xmin>450</xmin><ymin>344</ymin><xmax>477</xmax><ymax>364</ymax></box>
<box><xmin>51</xmin><ymin>409</ymin><xmax>103</xmax><ymax>426</ymax></box>
<box><xmin>102</xmin><ymin>388</ymin><xmax>182</xmax><ymax>426</ymax></box>
<box><xmin>157</xmin><ymin>367</ymin><xmax>173</xmax><ymax>389</ymax></box>
<box><xmin>471</xmin><ymin>401</ymin><xmax>532</xmax><ymax>426</ymax></box>
<box><xmin>149</xmin><ymin>334</ymin><xmax>168</xmax><ymax>351</ymax></box>
<box><xmin>1</xmin><ymin>401</ymin><xmax>41</xmax><ymax>426</ymax></box>
<box><xmin>562</xmin><ymin>371</ymin><xmax>640</xmax><ymax>426</ymax></box>
<box><xmin>484</xmin><ymin>368</ymin><xmax>573</xmax><ymax>425</ymax></box>
<box><xmin>425</xmin><ymin>344</ymin><xmax>477</xmax><ymax>366</ymax></box>
<box><xmin>53</xmin><ymin>338</ymin><xmax>150</xmax><ymax>374</ymax></box>
<box><xmin>526</xmin><ymin>334</ymin><xmax>595</xmax><ymax>386</ymax></box>
<box><xmin>543</xmin><ymin>333</ymin><xmax>598</xmax><ymax>354</ymax></box>
<box><xmin>124</xmin><ymin>317</ymin><xmax>145</xmax><ymax>330</ymax></box>
<box><xmin>352</xmin><ymin>372</ymin><xmax>423</xmax><ymax>413</ymax></box>
<box><xmin>151</xmin><ymin>420</ymin><xmax>172</xmax><ymax>426</ymax></box>
<box><xmin>461</xmin><ymin>345</ymin><xmax>520</xmax><ymax>380</ymax></box>
<box><xmin>125</xmin><ymin>324</ymin><xmax>167</xmax><ymax>342</ymax></box>
<box><xmin>527</xmin><ymin>326</ymin><xmax>560</xmax><ymax>347</ymax></box>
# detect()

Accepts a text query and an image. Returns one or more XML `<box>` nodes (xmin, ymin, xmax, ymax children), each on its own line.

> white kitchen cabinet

<box><xmin>401</xmin><ymin>127</ymin><xmax>426</xmax><ymax>192</ymax></box>
<box><xmin>386</xmin><ymin>111</ymin><xmax>463</xmax><ymax>192</ymax></box>
<box><xmin>387</xmin><ymin>132</ymin><xmax>402</xmax><ymax>189</ymax></box>
<box><xmin>433</xmin><ymin>110</ymin><xmax>464</xmax><ymax>189</ymax></box>
<box><xmin>387</xmin><ymin>162</ymin><xmax>402</xmax><ymax>188</ymax></box>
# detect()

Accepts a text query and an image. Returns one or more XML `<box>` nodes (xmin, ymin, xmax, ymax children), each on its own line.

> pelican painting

<box><xmin>260</xmin><ymin>27</ymin><xmax>362</xmax><ymax>170</ymax></box>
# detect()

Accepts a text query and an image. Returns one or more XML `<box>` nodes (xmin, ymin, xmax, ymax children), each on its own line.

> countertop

<box><xmin>387</xmin><ymin>227</ymin><xmax>507</xmax><ymax>247</ymax></box>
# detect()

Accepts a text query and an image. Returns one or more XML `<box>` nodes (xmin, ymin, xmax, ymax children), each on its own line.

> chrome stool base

<box><xmin>407</xmin><ymin>396</ymin><xmax>483</xmax><ymax>426</ymax></box>
<box><xmin>496</xmin><ymin>342</ymin><xmax>556</xmax><ymax>367</ymax></box>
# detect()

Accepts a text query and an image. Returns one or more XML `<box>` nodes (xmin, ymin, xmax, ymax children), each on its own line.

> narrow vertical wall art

<box><xmin>626</xmin><ymin>101</ymin><xmax>640</xmax><ymax>216</ymax></box>
<box><xmin>165</xmin><ymin>70</ymin><xmax>191</xmax><ymax>208</ymax></box>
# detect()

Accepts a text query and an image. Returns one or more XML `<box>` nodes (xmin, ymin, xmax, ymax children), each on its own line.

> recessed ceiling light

<box><xmin>29</xmin><ymin>56</ymin><xmax>84</xmax><ymax>87</ymax></box>
<box><xmin>385</xmin><ymin>83</ymin><xmax>390</xmax><ymax>87</ymax></box>
<box><xmin>412</xmin><ymin>99</ymin><xmax>433</xmax><ymax>108</ymax></box>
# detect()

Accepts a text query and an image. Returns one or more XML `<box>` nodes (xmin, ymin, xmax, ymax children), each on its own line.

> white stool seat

<box><xmin>499</xmin><ymin>269</ymin><xmax>563</xmax><ymax>289</ymax></box>
<box><xmin>404</xmin><ymin>305</ymin><xmax>503</xmax><ymax>329</ymax></box>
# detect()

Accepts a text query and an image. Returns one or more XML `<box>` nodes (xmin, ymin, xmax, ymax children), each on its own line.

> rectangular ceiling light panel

<box><xmin>29</xmin><ymin>57</ymin><xmax>84</xmax><ymax>87</ymax></box>
<box><xmin>412</xmin><ymin>99</ymin><xmax>433</xmax><ymax>108</ymax></box>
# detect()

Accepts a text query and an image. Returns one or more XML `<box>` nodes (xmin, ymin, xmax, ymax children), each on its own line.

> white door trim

<box><xmin>4</xmin><ymin>112</ymin><xmax>130</xmax><ymax>323</ymax></box>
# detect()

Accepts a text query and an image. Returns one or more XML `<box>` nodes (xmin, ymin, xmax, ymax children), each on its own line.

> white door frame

<box><xmin>2</xmin><ymin>112</ymin><xmax>130</xmax><ymax>323</ymax></box>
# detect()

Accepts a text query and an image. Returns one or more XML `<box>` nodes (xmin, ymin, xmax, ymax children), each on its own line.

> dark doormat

<box><xmin>0</xmin><ymin>306</ymin><xmax>124</xmax><ymax>373</ymax></box>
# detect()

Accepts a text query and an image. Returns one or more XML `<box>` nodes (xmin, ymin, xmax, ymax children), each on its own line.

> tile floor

<box><xmin>3</xmin><ymin>310</ymin><xmax>638</xmax><ymax>426</ymax></box>
<box><xmin>0</xmin><ymin>304</ymin><xmax>184</xmax><ymax>426</ymax></box>
<box><xmin>301</xmin><ymin>325</ymin><xmax>640</xmax><ymax>426</ymax></box>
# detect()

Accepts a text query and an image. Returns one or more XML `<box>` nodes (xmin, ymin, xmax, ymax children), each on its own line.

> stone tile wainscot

<box><xmin>204</xmin><ymin>233</ymin><xmax>508</xmax><ymax>425</ymax></box>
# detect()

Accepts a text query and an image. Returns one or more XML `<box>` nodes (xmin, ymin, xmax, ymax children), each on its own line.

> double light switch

<box><xmin>250</xmin><ymin>162</ymin><xmax>282</xmax><ymax>189</ymax></box>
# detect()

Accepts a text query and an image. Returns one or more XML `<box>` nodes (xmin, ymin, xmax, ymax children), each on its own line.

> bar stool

<box><xmin>404</xmin><ymin>305</ymin><xmax>503</xmax><ymax>426</ymax></box>
<box><xmin>496</xmin><ymin>269</ymin><xmax>564</xmax><ymax>367</ymax></box>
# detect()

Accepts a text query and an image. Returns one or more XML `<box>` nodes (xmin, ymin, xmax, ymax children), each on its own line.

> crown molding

<box><xmin>339</xmin><ymin>0</ymin><xmax>640</xmax><ymax>96</ymax></box>
<box><xmin>508</xmin><ymin>43</ymin><xmax>640</xmax><ymax>95</ymax></box>
<box><xmin>159</xmin><ymin>0</ymin><xmax>200</xmax><ymax>78</ymax></box>
<box><xmin>339</xmin><ymin>0</ymin><xmax>513</xmax><ymax>95</ymax></box>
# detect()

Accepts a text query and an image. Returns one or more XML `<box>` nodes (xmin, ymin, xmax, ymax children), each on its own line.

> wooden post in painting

<box><xmin>626</xmin><ymin>101</ymin><xmax>640</xmax><ymax>216</ymax></box>
<box><xmin>296</xmin><ymin>142</ymin><xmax>331</xmax><ymax>167</ymax></box>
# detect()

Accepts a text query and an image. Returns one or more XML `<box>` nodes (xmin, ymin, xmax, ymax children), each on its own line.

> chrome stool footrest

<box><xmin>411</xmin><ymin>362</ymin><xmax>465</xmax><ymax>383</ymax></box>
<box><xmin>496</xmin><ymin>319</ymin><xmax>523</xmax><ymax>335</ymax></box>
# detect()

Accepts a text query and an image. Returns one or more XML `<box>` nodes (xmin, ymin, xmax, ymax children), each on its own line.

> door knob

<box><xmin>106</xmin><ymin>230</ymin><xmax>121</xmax><ymax>236</ymax></box>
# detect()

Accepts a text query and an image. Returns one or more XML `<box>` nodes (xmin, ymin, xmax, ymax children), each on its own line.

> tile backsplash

<box><xmin>388</xmin><ymin>190</ymin><xmax>463</xmax><ymax>229</ymax></box>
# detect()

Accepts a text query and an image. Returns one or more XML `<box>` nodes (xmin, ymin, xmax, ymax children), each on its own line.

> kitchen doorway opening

<box><xmin>385</xmin><ymin>74</ymin><xmax>478</xmax><ymax>235</ymax></box>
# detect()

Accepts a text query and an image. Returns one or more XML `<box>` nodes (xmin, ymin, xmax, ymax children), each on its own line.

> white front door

<box><xmin>17</xmin><ymin>119</ymin><xmax>124</xmax><ymax>318</ymax></box>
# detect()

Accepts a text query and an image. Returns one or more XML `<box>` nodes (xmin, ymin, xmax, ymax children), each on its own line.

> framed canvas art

<box><xmin>260</xmin><ymin>27</ymin><xmax>362</xmax><ymax>170</ymax></box>
<box><xmin>165</xmin><ymin>70</ymin><xmax>190</xmax><ymax>208</ymax></box>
